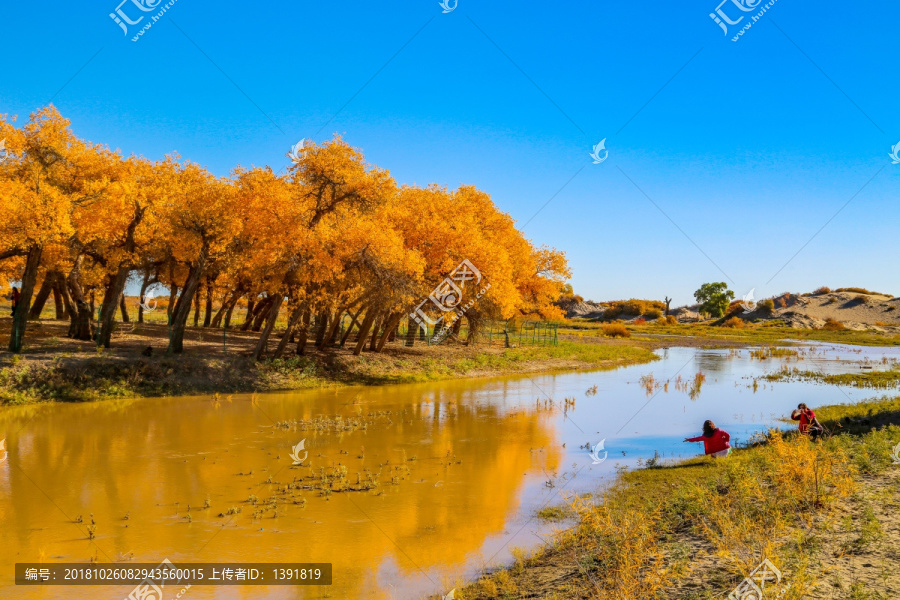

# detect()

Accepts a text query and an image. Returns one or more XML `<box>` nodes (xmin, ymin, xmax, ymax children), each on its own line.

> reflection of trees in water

<box><xmin>0</xmin><ymin>383</ymin><xmax>560</xmax><ymax>600</ymax></box>
<box><xmin>695</xmin><ymin>351</ymin><xmax>730</xmax><ymax>374</ymax></box>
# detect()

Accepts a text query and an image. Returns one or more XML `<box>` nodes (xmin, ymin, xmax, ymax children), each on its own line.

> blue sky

<box><xmin>2</xmin><ymin>1</ymin><xmax>897</xmax><ymax>306</ymax></box>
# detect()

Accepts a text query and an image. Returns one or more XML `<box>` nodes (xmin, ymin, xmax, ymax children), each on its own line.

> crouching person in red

<box><xmin>791</xmin><ymin>403</ymin><xmax>823</xmax><ymax>439</ymax></box>
<box><xmin>684</xmin><ymin>420</ymin><xmax>731</xmax><ymax>458</ymax></box>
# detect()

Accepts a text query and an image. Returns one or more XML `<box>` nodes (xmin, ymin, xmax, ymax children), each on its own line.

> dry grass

<box><xmin>602</xmin><ymin>299</ymin><xmax>667</xmax><ymax>320</ymax></box>
<box><xmin>835</xmin><ymin>287</ymin><xmax>889</xmax><ymax>296</ymax></box>
<box><xmin>458</xmin><ymin>429</ymin><xmax>864</xmax><ymax>600</ymax></box>
<box><xmin>822</xmin><ymin>318</ymin><xmax>846</xmax><ymax>331</ymax></box>
<box><xmin>722</xmin><ymin>316</ymin><xmax>745</xmax><ymax>328</ymax></box>
<box><xmin>600</xmin><ymin>323</ymin><xmax>630</xmax><ymax>338</ymax></box>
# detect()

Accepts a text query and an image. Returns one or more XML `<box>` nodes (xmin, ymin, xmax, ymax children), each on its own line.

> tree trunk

<box><xmin>251</xmin><ymin>296</ymin><xmax>273</xmax><ymax>331</ymax></box>
<box><xmin>243</xmin><ymin>297</ymin><xmax>270</xmax><ymax>331</ymax></box>
<box><xmin>339</xmin><ymin>311</ymin><xmax>361</xmax><ymax>347</ymax></box>
<box><xmin>224</xmin><ymin>294</ymin><xmax>240</xmax><ymax>329</ymax></box>
<box><xmin>97</xmin><ymin>265</ymin><xmax>132</xmax><ymax>348</ymax></box>
<box><xmin>192</xmin><ymin>286</ymin><xmax>201</xmax><ymax>327</ymax></box>
<box><xmin>98</xmin><ymin>209</ymin><xmax>143</xmax><ymax>344</ymax></box>
<box><xmin>405</xmin><ymin>316</ymin><xmax>417</xmax><ymax>347</ymax></box>
<box><xmin>202</xmin><ymin>278</ymin><xmax>214</xmax><ymax>327</ymax></box>
<box><xmin>55</xmin><ymin>273</ymin><xmax>74</xmax><ymax>320</ymax></box>
<box><xmin>166</xmin><ymin>249</ymin><xmax>208</xmax><ymax>354</ymax></box>
<box><xmin>28</xmin><ymin>277</ymin><xmax>53</xmax><ymax>320</ymax></box>
<box><xmin>319</xmin><ymin>311</ymin><xmax>345</xmax><ymax>351</ymax></box>
<box><xmin>314</xmin><ymin>311</ymin><xmax>329</xmax><ymax>347</ymax></box>
<box><xmin>376</xmin><ymin>313</ymin><xmax>403</xmax><ymax>352</ymax></box>
<box><xmin>452</xmin><ymin>316</ymin><xmax>462</xmax><ymax>336</ymax></box>
<box><xmin>252</xmin><ymin>295</ymin><xmax>284</xmax><ymax>361</ymax></box>
<box><xmin>167</xmin><ymin>283</ymin><xmax>178</xmax><ymax>321</ymax></box>
<box><xmin>368</xmin><ymin>314</ymin><xmax>384</xmax><ymax>351</ymax></box>
<box><xmin>211</xmin><ymin>287</ymin><xmax>241</xmax><ymax>328</ymax></box>
<box><xmin>273</xmin><ymin>305</ymin><xmax>303</xmax><ymax>359</ymax></box>
<box><xmin>119</xmin><ymin>293</ymin><xmax>130</xmax><ymax>323</ymax></box>
<box><xmin>242</xmin><ymin>296</ymin><xmax>256</xmax><ymax>329</ymax></box>
<box><xmin>66</xmin><ymin>258</ymin><xmax>94</xmax><ymax>341</ymax></box>
<box><xmin>331</xmin><ymin>315</ymin><xmax>342</xmax><ymax>344</ymax></box>
<box><xmin>352</xmin><ymin>311</ymin><xmax>376</xmax><ymax>356</ymax></box>
<box><xmin>465</xmin><ymin>313</ymin><xmax>480</xmax><ymax>345</ymax></box>
<box><xmin>295</xmin><ymin>311</ymin><xmax>311</xmax><ymax>355</ymax></box>
<box><xmin>166</xmin><ymin>261</ymin><xmax>179</xmax><ymax>323</ymax></box>
<box><xmin>52</xmin><ymin>278</ymin><xmax>65</xmax><ymax>319</ymax></box>
<box><xmin>209</xmin><ymin>292</ymin><xmax>229</xmax><ymax>328</ymax></box>
<box><xmin>8</xmin><ymin>246</ymin><xmax>43</xmax><ymax>352</ymax></box>
<box><xmin>137</xmin><ymin>271</ymin><xmax>155</xmax><ymax>324</ymax></box>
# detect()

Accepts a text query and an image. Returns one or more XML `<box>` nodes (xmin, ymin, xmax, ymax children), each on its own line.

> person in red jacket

<box><xmin>791</xmin><ymin>403</ymin><xmax>823</xmax><ymax>439</ymax></box>
<box><xmin>684</xmin><ymin>420</ymin><xmax>731</xmax><ymax>458</ymax></box>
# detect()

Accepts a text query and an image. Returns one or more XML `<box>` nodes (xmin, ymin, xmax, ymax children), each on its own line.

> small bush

<box><xmin>601</xmin><ymin>323</ymin><xmax>630</xmax><ymax>338</ymax></box>
<box><xmin>644</xmin><ymin>308</ymin><xmax>662</xmax><ymax>320</ymax></box>
<box><xmin>813</xmin><ymin>286</ymin><xmax>831</xmax><ymax>295</ymax></box>
<box><xmin>665</xmin><ymin>315</ymin><xmax>678</xmax><ymax>325</ymax></box>
<box><xmin>633</xmin><ymin>317</ymin><xmax>647</xmax><ymax>325</ymax></box>
<box><xmin>777</xmin><ymin>297</ymin><xmax>787</xmax><ymax>308</ymax></box>
<box><xmin>602</xmin><ymin>299</ymin><xmax>666</xmax><ymax>320</ymax></box>
<box><xmin>853</xmin><ymin>295</ymin><xmax>871</xmax><ymax>304</ymax></box>
<box><xmin>874</xmin><ymin>321</ymin><xmax>888</xmax><ymax>327</ymax></box>
<box><xmin>758</xmin><ymin>298</ymin><xmax>775</xmax><ymax>315</ymax></box>
<box><xmin>722</xmin><ymin>316</ymin><xmax>745</xmax><ymax>328</ymax></box>
<box><xmin>822</xmin><ymin>318</ymin><xmax>845</xmax><ymax>331</ymax></box>
<box><xmin>836</xmin><ymin>287</ymin><xmax>889</xmax><ymax>296</ymax></box>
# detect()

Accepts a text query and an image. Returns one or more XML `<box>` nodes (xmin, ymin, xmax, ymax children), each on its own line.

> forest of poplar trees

<box><xmin>0</xmin><ymin>107</ymin><xmax>570</xmax><ymax>359</ymax></box>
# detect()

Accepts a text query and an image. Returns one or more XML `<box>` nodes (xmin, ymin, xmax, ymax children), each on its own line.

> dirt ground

<box><xmin>0</xmin><ymin>313</ymin><xmax>651</xmax><ymax>403</ymax></box>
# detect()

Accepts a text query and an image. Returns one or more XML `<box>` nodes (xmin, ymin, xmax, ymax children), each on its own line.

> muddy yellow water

<box><xmin>4</xmin><ymin>344</ymin><xmax>898</xmax><ymax>599</ymax></box>
<box><xmin>1</xmin><ymin>379</ymin><xmax>566</xmax><ymax>600</ymax></box>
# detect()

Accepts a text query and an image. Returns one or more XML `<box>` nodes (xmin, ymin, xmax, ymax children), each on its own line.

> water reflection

<box><xmin>1</xmin><ymin>341</ymin><xmax>898</xmax><ymax>599</ymax></box>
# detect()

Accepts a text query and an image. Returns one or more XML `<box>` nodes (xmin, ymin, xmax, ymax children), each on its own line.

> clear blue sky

<box><xmin>2</xmin><ymin>1</ymin><xmax>897</xmax><ymax>306</ymax></box>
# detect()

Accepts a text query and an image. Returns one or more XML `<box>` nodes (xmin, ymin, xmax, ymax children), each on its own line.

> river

<box><xmin>2</xmin><ymin>342</ymin><xmax>898</xmax><ymax>599</ymax></box>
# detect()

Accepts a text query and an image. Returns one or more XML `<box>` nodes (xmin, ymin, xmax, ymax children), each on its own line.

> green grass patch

<box><xmin>764</xmin><ymin>367</ymin><xmax>900</xmax><ymax>389</ymax></box>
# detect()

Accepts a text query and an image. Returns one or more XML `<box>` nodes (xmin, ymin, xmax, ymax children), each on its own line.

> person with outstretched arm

<box><xmin>684</xmin><ymin>420</ymin><xmax>731</xmax><ymax>458</ymax></box>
